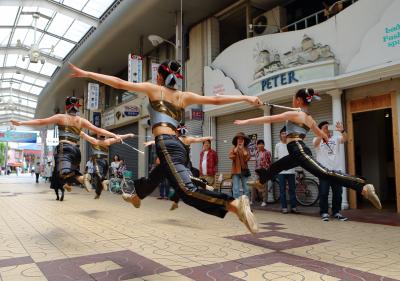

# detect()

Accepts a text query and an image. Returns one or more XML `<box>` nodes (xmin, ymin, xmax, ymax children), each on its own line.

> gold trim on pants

<box><xmin>158</xmin><ymin>136</ymin><xmax>227</xmax><ymax>207</ymax></box>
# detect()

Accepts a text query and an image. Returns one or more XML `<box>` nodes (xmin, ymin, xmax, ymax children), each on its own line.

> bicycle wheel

<box><xmin>296</xmin><ymin>178</ymin><xmax>319</xmax><ymax>206</ymax></box>
<box><xmin>109</xmin><ymin>178</ymin><xmax>120</xmax><ymax>194</ymax></box>
<box><xmin>271</xmin><ymin>179</ymin><xmax>281</xmax><ymax>203</ymax></box>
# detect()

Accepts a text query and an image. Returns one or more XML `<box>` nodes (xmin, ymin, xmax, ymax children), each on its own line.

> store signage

<box><xmin>151</xmin><ymin>62</ymin><xmax>160</xmax><ymax>84</ymax></box>
<box><xmin>248</xmin><ymin>60</ymin><xmax>337</xmax><ymax>95</ymax></box>
<box><xmin>87</xmin><ymin>83</ymin><xmax>99</xmax><ymax>110</ymax></box>
<box><xmin>93</xmin><ymin>111</ymin><xmax>101</xmax><ymax>127</ymax></box>
<box><xmin>383</xmin><ymin>23</ymin><xmax>400</xmax><ymax>47</ymax></box>
<box><xmin>123</xmin><ymin>105</ymin><xmax>140</xmax><ymax>117</ymax></box>
<box><xmin>0</xmin><ymin>131</ymin><xmax>37</xmax><ymax>143</ymax></box>
<box><xmin>103</xmin><ymin>110</ymin><xmax>115</xmax><ymax>128</ymax></box>
<box><xmin>191</xmin><ymin>109</ymin><xmax>204</xmax><ymax>121</ymax></box>
<box><xmin>46</xmin><ymin>129</ymin><xmax>58</xmax><ymax>146</ymax></box>
<box><xmin>128</xmin><ymin>54</ymin><xmax>143</xmax><ymax>83</ymax></box>
<box><xmin>260</xmin><ymin>70</ymin><xmax>298</xmax><ymax>91</ymax></box>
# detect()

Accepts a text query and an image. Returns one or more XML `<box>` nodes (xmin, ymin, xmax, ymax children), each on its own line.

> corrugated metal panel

<box><xmin>216</xmin><ymin>109</ymin><xmax>264</xmax><ymax>174</ymax></box>
<box><xmin>110</xmin><ymin>123</ymin><xmax>139</xmax><ymax>179</ymax></box>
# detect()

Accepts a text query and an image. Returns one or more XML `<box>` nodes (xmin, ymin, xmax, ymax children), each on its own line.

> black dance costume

<box><xmin>133</xmin><ymin>89</ymin><xmax>233</xmax><ymax>218</ymax></box>
<box><xmin>256</xmin><ymin>117</ymin><xmax>365</xmax><ymax>193</ymax></box>
<box><xmin>91</xmin><ymin>143</ymin><xmax>109</xmax><ymax>197</ymax></box>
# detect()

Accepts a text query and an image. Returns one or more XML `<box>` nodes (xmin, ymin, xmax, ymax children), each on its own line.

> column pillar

<box><xmin>263</xmin><ymin>106</ymin><xmax>274</xmax><ymax>203</ymax></box>
<box><xmin>327</xmin><ymin>89</ymin><xmax>349</xmax><ymax>209</ymax></box>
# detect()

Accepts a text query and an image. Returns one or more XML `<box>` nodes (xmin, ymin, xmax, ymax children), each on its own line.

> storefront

<box><xmin>102</xmin><ymin>98</ymin><xmax>146</xmax><ymax>179</ymax></box>
<box><xmin>203</xmin><ymin>0</ymin><xmax>400</xmax><ymax>212</ymax></box>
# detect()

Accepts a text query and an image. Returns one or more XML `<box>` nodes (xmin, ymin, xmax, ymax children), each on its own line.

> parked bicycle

<box><xmin>109</xmin><ymin>170</ymin><xmax>135</xmax><ymax>194</ymax></box>
<box><xmin>269</xmin><ymin>169</ymin><xmax>319</xmax><ymax>206</ymax></box>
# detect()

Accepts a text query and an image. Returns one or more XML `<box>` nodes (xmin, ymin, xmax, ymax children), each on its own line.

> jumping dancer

<box><xmin>80</xmin><ymin>132</ymin><xmax>134</xmax><ymax>199</ymax></box>
<box><xmin>144</xmin><ymin>126</ymin><xmax>214</xmax><ymax>211</ymax></box>
<box><xmin>69</xmin><ymin>60</ymin><xmax>262</xmax><ymax>233</ymax></box>
<box><xmin>234</xmin><ymin>88</ymin><xmax>382</xmax><ymax>209</ymax></box>
<box><xmin>11</xmin><ymin>97</ymin><xmax>120</xmax><ymax>199</ymax></box>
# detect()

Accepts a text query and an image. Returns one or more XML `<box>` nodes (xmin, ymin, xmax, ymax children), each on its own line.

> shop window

<box><xmin>219</xmin><ymin>7</ymin><xmax>247</xmax><ymax>52</ymax></box>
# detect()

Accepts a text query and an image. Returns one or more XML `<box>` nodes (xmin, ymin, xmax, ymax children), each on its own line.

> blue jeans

<box><xmin>159</xmin><ymin>178</ymin><xmax>170</xmax><ymax>198</ymax></box>
<box><xmin>319</xmin><ymin>178</ymin><xmax>342</xmax><ymax>215</ymax></box>
<box><xmin>278</xmin><ymin>173</ymin><xmax>296</xmax><ymax>209</ymax></box>
<box><xmin>232</xmin><ymin>174</ymin><xmax>250</xmax><ymax>199</ymax></box>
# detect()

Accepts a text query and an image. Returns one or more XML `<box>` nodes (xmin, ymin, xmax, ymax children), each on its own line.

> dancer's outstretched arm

<box><xmin>182</xmin><ymin>136</ymin><xmax>213</xmax><ymax>145</ymax></box>
<box><xmin>11</xmin><ymin>115</ymin><xmax>63</xmax><ymax>126</ymax></box>
<box><xmin>80</xmin><ymin>118</ymin><xmax>118</xmax><ymax>139</ymax></box>
<box><xmin>234</xmin><ymin>112</ymin><xmax>294</xmax><ymax>125</ymax></box>
<box><xmin>81</xmin><ymin>132</ymin><xmax>134</xmax><ymax>146</ymax></box>
<box><xmin>69</xmin><ymin>63</ymin><xmax>262</xmax><ymax>107</ymax></box>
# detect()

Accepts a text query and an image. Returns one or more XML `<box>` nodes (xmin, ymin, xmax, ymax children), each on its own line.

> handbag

<box><xmin>241</xmin><ymin>168</ymin><xmax>251</xmax><ymax>177</ymax></box>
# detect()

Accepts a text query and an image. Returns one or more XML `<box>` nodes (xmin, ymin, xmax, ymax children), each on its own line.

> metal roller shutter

<box><xmin>110</xmin><ymin>123</ymin><xmax>139</xmax><ymax>179</ymax></box>
<box><xmin>216</xmin><ymin>109</ymin><xmax>264</xmax><ymax>174</ymax></box>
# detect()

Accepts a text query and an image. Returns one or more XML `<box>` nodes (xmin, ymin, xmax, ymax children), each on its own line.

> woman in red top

<box><xmin>199</xmin><ymin>139</ymin><xmax>218</xmax><ymax>186</ymax></box>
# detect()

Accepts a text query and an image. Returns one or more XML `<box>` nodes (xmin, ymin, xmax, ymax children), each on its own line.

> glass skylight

<box><xmin>0</xmin><ymin>0</ymin><xmax>117</xmax><ymax>121</ymax></box>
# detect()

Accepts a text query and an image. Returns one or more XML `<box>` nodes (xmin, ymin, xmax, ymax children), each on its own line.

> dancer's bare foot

<box><xmin>170</xmin><ymin>202</ymin><xmax>179</xmax><ymax>211</ymax></box>
<box><xmin>228</xmin><ymin>195</ymin><xmax>258</xmax><ymax>234</ymax></box>
<box><xmin>362</xmin><ymin>184</ymin><xmax>382</xmax><ymax>209</ymax></box>
<box><xmin>63</xmin><ymin>184</ymin><xmax>72</xmax><ymax>192</ymax></box>
<box><xmin>122</xmin><ymin>193</ymin><xmax>141</xmax><ymax>208</ymax></box>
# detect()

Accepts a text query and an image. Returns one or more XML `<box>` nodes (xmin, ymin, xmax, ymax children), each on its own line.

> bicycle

<box><xmin>109</xmin><ymin>170</ymin><xmax>135</xmax><ymax>195</ymax></box>
<box><xmin>269</xmin><ymin>169</ymin><xmax>319</xmax><ymax>206</ymax></box>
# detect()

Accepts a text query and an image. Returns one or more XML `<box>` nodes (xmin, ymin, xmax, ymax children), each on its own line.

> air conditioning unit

<box><xmin>252</xmin><ymin>6</ymin><xmax>286</xmax><ymax>36</ymax></box>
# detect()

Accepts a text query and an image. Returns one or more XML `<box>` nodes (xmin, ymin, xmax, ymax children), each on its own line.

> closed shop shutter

<box><xmin>216</xmin><ymin>109</ymin><xmax>264</xmax><ymax>174</ymax></box>
<box><xmin>110</xmin><ymin>122</ymin><xmax>139</xmax><ymax>179</ymax></box>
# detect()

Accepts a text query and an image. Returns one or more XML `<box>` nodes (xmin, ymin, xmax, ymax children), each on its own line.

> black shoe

<box><xmin>94</xmin><ymin>195</ymin><xmax>100</xmax><ymax>199</ymax></box>
<box><xmin>290</xmin><ymin>208</ymin><xmax>300</xmax><ymax>214</ymax></box>
<box><xmin>60</xmin><ymin>195</ymin><xmax>64</xmax><ymax>201</ymax></box>
<box><xmin>321</xmin><ymin>213</ymin><xmax>329</xmax><ymax>222</ymax></box>
<box><xmin>56</xmin><ymin>197</ymin><xmax>59</xmax><ymax>201</ymax></box>
<box><xmin>333</xmin><ymin>213</ymin><xmax>348</xmax><ymax>221</ymax></box>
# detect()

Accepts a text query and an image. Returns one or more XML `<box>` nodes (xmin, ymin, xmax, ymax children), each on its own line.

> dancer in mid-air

<box><xmin>11</xmin><ymin>97</ymin><xmax>120</xmax><ymax>200</ymax></box>
<box><xmin>234</xmin><ymin>88</ymin><xmax>382</xmax><ymax>209</ymax></box>
<box><xmin>144</xmin><ymin>125</ymin><xmax>213</xmax><ymax>211</ymax></box>
<box><xmin>80</xmin><ymin>132</ymin><xmax>134</xmax><ymax>198</ymax></box>
<box><xmin>69</xmin><ymin>60</ymin><xmax>262</xmax><ymax>233</ymax></box>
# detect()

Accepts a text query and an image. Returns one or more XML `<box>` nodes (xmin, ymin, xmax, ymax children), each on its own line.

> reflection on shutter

<box><xmin>216</xmin><ymin>109</ymin><xmax>264</xmax><ymax>174</ymax></box>
<box><xmin>110</xmin><ymin>123</ymin><xmax>139</xmax><ymax>179</ymax></box>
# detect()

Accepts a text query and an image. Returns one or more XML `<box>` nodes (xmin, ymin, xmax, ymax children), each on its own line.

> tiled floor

<box><xmin>0</xmin><ymin>175</ymin><xmax>399</xmax><ymax>281</ymax></box>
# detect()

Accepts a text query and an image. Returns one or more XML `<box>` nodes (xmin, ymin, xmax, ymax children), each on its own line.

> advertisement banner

<box><xmin>128</xmin><ymin>54</ymin><xmax>143</xmax><ymax>83</ymax></box>
<box><xmin>92</xmin><ymin>111</ymin><xmax>101</xmax><ymax>128</ymax></box>
<box><xmin>151</xmin><ymin>62</ymin><xmax>160</xmax><ymax>84</ymax></box>
<box><xmin>87</xmin><ymin>83</ymin><xmax>99</xmax><ymax>110</ymax></box>
<box><xmin>114</xmin><ymin>100</ymin><xmax>142</xmax><ymax>126</ymax></box>
<box><xmin>103</xmin><ymin>110</ymin><xmax>115</xmax><ymax>128</ymax></box>
<box><xmin>0</xmin><ymin>131</ymin><xmax>37</xmax><ymax>143</ymax></box>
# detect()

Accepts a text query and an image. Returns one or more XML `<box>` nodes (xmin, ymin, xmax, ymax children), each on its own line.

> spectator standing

<box><xmin>44</xmin><ymin>161</ymin><xmax>53</xmax><ymax>183</ymax></box>
<box><xmin>251</xmin><ymin>139</ymin><xmax>272</xmax><ymax>206</ymax></box>
<box><xmin>274</xmin><ymin>126</ymin><xmax>298</xmax><ymax>214</ymax></box>
<box><xmin>313</xmin><ymin>121</ymin><xmax>348</xmax><ymax>222</ymax></box>
<box><xmin>110</xmin><ymin>154</ymin><xmax>121</xmax><ymax>177</ymax></box>
<box><xmin>229</xmin><ymin>132</ymin><xmax>251</xmax><ymax>199</ymax></box>
<box><xmin>34</xmin><ymin>162</ymin><xmax>41</xmax><ymax>183</ymax></box>
<box><xmin>199</xmin><ymin>139</ymin><xmax>218</xmax><ymax>186</ymax></box>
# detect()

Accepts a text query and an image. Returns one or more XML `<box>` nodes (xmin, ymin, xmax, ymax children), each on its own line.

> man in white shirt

<box><xmin>313</xmin><ymin>121</ymin><xmax>348</xmax><ymax>222</ymax></box>
<box><xmin>274</xmin><ymin>126</ymin><xmax>298</xmax><ymax>214</ymax></box>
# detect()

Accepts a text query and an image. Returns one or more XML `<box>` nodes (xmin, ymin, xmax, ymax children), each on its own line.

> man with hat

<box><xmin>229</xmin><ymin>132</ymin><xmax>251</xmax><ymax>199</ymax></box>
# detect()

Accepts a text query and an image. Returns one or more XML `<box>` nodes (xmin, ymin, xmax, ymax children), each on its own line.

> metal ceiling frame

<box><xmin>0</xmin><ymin>0</ymin><xmax>99</xmax><ymax>27</ymax></box>
<box><xmin>0</xmin><ymin>88</ymin><xmax>39</xmax><ymax>100</ymax></box>
<box><xmin>0</xmin><ymin>66</ymin><xmax>51</xmax><ymax>82</ymax></box>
